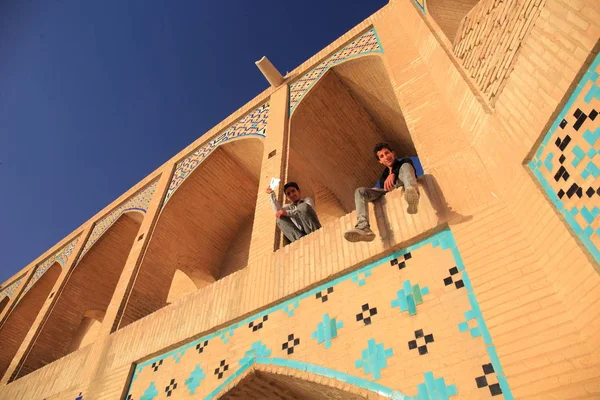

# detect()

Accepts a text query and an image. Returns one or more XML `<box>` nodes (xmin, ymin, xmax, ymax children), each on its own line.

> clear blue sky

<box><xmin>0</xmin><ymin>0</ymin><xmax>387</xmax><ymax>283</ymax></box>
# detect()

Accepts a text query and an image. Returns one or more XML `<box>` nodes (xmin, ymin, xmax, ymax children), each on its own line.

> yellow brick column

<box><xmin>79</xmin><ymin>163</ymin><xmax>174</xmax><ymax>383</ymax></box>
<box><xmin>247</xmin><ymin>84</ymin><xmax>290</xmax><ymax>263</ymax></box>
<box><xmin>373</xmin><ymin>1</ymin><xmax>496</xmax><ymax>213</ymax></box>
<box><xmin>0</xmin><ymin>225</ymin><xmax>91</xmax><ymax>385</ymax></box>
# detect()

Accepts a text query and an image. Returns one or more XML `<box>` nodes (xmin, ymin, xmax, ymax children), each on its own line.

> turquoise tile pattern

<box><xmin>124</xmin><ymin>229</ymin><xmax>513</xmax><ymax>399</ymax></box>
<box><xmin>163</xmin><ymin>102</ymin><xmax>269</xmax><ymax>207</ymax></box>
<box><xmin>289</xmin><ymin>28</ymin><xmax>383</xmax><ymax>115</ymax></box>
<box><xmin>78</xmin><ymin>180</ymin><xmax>158</xmax><ymax>260</ymax></box>
<box><xmin>529</xmin><ymin>53</ymin><xmax>600</xmax><ymax>262</ymax></box>
<box><xmin>0</xmin><ymin>276</ymin><xmax>25</xmax><ymax>301</ymax></box>
<box><xmin>19</xmin><ymin>237</ymin><xmax>79</xmax><ymax>300</ymax></box>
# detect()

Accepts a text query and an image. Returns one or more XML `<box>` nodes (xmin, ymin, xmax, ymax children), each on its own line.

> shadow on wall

<box><xmin>116</xmin><ymin>137</ymin><xmax>264</xmax><ymax>329</ymax></box>
<box><xmin>287</xmin><ymin>55</ymin><xmax>416</xmax><ymax>233</ymax></box>
<box><xmin>10</xmin><ymin>212</ymin><xmax>142</xmax><ymax>381</ymax></box>
<box><xmin>426</xmin><ymin>0</ymin><xmax>479</xmax><ymax>43</ymax></box>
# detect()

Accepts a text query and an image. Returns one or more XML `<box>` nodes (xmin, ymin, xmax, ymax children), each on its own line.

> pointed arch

<box><xmin>0</xmin><ymin>297</ymin><xmax>9</xmax><ymax>316</ymax></box>
<box><xmin>117</xmin><ymin>136</ymin><xmax>264</xmax><ymax>329</ymax></box>
<box><xmin>12</xmin><ymin>212</ymin><xmax>142</xmax><ymax>380</ymax></box>
<box><xmin>288</xmin><ymin>54</ymin><xmax>417</xmax><ymax>225</ymax></box>
<box><xmin>0</xmin><ymin>262</ymin><xmax>61</xmax><ymax>380</ymax></box>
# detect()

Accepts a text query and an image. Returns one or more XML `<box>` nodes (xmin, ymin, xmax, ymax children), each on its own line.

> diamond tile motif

<box><xmin>315</xmin><ymin>287</ymin><xmax>334</xmax><ymax>303</ymax></box>
<box><xmin>355</xmin><ymin>338</ymin><xmax>393</xmax><ymax>380</ymax></box>
<box><xmin>412</xmin><ymin>372</ymin><xmax>458</xmax><ymax>400</ymax></box>
<box><xmin>391</xmin><ymin>280</ymin><xmax>430</xmax><ymax>315</ymax></box>
<box><xmin>184</xmin><ymin>365</ymin><xmax>205</xmax><ymax>395</ymax></box>
<box><xmin>475</xmin><ymin>363</ymin><xmax>503</xmax><ymax>396</ymax></box>
<box><xmin>214</xmin><ymin>360</ymin><xmax>229</xmax><ymax>380</ymax></box>
<box><xmin>407</xmin><ymin>329</ymin><xmax>435</xmax><ymax>355</ymax></box>
<box><xmin>164</xmin><ymin>379</ymin><xmax>178</xmax><ymax>397</ymax></box>
<box><xmin>240</xmin><ymin>341</ymin><xmax>272</xmax><ymax>366</ymax></box>
<box><xmin>311</xmin><ymin>313</ymin><xmax>343</xmax><ymax>349</ymax></box>
<box><xmin>282</xmin><ymin>334</ymin><xmax>300</xmax><ymax>355</ymax></box>
<box><xmin>355</xmin><ymin>303</ymin><xmax>378</xmax><ymax>325</ymax></box>
<box><xmin>248</xmin><ymin>315</ymin><xmax>268</xmax><ymax>332</ymax></box>
<box><xmin>529</xmin><ymin>53</ymin><xmax>600</xmax><ymax>262</ymax></box>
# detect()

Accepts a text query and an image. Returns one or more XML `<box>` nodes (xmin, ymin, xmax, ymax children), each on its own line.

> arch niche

<box><xmin>0</xmin><ymin>263</ymin><xmax>61</xmax><ymax>380</ymax></box>
<box><xmin>287</xmin><ymin>55</ymin><xmax>417</xmax><ymax>226</ymax></box>
<box><xmin>118</xmin><ymin>137</ymin><xmax>264</xmax><ymax>329</ymax></box>
<box><xmin>12</xmin><ymin>211</ymin><xmax>143</xmax><ymax>380</ymax></box>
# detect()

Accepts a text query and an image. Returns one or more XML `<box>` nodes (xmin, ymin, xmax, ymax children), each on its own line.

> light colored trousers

<box><xmin>355</xmin><ymin>163</ymin><xmax>417</xmax><ymax>229</ymax></box>
<box><xmin>277</xmin><ymin>202</ymin><xmax>322</xmax><ymax>242</ymax></box>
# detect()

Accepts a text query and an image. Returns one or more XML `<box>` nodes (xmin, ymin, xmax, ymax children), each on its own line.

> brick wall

<box><xmin>453</xmin><ymin>0</ymin><xmax>547</xmax><ymax>106</ymax></box>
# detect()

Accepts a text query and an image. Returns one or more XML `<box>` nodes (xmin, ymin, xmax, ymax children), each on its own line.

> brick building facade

<box><xmin>0</xmin><ymin>0</ymin><xmax>598</xmax><ymax>398</ymax></box>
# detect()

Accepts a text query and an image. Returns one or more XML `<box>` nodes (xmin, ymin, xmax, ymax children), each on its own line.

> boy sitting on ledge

<box><xmin>267</xmin><ymin>182</ymin><xmax>322</xmax><ymax>243</ymax></box>
<box><xmin>344</xmin><ymin>142</ymin><xmax>420</xmax><ymax>243</ymax></box>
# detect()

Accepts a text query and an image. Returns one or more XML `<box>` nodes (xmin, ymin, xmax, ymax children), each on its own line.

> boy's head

<box><xmin>284</xmin><ymin>182</ymin><xmax>302</xmax><ymax>203</ymax></box>
<box><xmin>373</xmin><ymin>142</ymin><xmax>396</xmax><ymax>168</ymax></box>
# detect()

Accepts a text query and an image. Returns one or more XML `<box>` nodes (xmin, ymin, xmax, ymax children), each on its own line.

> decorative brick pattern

<box><xmin>20</xmin><ymin>238</ymin><xmax>79</xmax><ymax>298</ymax></box>
<box><xmin>529</xmin><ymin>54</ymin><xmax>600</xmax><ymax>262</ymax></box>
<box><xmin>78</xmin><ymin>180</ymin><xmax>158</xmax><ymax>260</ymax></box>
<box><xmin>288</xmin><ymin>28</ymin><xmax>382</xmax><ymax>115</ymax></box>
<box><xmin>163</xmin><ymin>102</ymin><xmax>269</xmax><ymax>207</ymax></box>
<box><xmin>453</xmin><ymin>0</ymin><xmax>546</xmax><ymax>105</ymax></box>
<box><xmin>0</xmin><ymin>276</ymin><xmax>25</xmax><ymax>301</ymax></box>
<box><xmin>124</xmin><ymin>230</ymin><xmax>514</xmax><ymax>399</ymax></box>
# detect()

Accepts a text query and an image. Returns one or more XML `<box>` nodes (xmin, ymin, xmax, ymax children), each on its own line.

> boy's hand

<box><xmin>384</xmin><ymin>173</ymin><xmax>396</xmax><ymax>191</ymax></box>
<box><xmin>275</xmin><ymin>209</ymin><xmax>288</xmax><ymax>218</ymax></box>
<box><xmin>266</xmin><ymin>187</ymin><xmax>273</xmax><ymax>194</ymax></box>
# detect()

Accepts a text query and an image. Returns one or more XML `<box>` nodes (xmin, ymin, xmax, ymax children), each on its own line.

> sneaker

<box><xmin>344</xmin><ymin>227</ymin><xmax>376</xmax><ymax>242</ymax></box>
<box><xmin>405</xmin><ymin>186</ymin><xmax>420</xmax><ymax>214</ymax></box>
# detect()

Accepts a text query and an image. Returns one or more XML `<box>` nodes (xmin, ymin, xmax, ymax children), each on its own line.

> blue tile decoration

<box><xmin>0</xmin><ymin>275</ymin><xmax>25</xmax><ymax>302</ymax></box>
<box><xmin>124</xmin><ymin>229</ymin><xmax>513</xmax><ymax>400</ymax></box>
<box><xmin>529</xmin><ymin>53</ymin><xmax>600</xmax><ymax>262</ymax></box>
<box><xmin>283</xmin><ymin>299</ymin><xmax>299</xmax><ymax>316</ymax></box>
<box><xmin>391</xmin><ymin>280</ymin><xmax>430</xmax><ymax>315</ymax></box>
<box><xmin>412</xmin><ymin>371</ymin><xmax>458</xmax><ymax>400</ymax></box>
<box><xmin>184</xmin><ymin>365</ymin><xmax>206</xmax><ymax>395</ymax></box>
<box><xmin>141</xmin><ymin>382</ymin><xmax>158</xmax><ymax>400</ymax></box>
<box><xmin>240</xmin><ymin>341</ymin><xmax>272</xmax><ymax>367</ymax></box>
<box><xmin>75</xmin><ymin>392</ymin><xmax>83</xmax><ymax>400</ymax></box>
<box><xmin>163</xmin><ymin>103</ymin><xmax>269</xmax><ymax>207</ymax></box>
<box><xmin>413</xmin><ymin>0</ymin><xmax>426</xmax><ymax>13</ymax></box>
<box><xmin>351</xmin><ymin>269</ymin><xmax>372</xmax><ymax>286</ymax></box>
<box><xmin>355</xmin><ymin>339</ymin><xmax>394</xmax><ymax>380</ymax></box>
<box><xmin>289</xmin><ymin>28</ymin><xmax>383</xmax><ymax>115</ymax></box>
<box><xmin>311</xmin><ymin>314</ymin><xmax>343</xmax><ymax>349</ymax></box>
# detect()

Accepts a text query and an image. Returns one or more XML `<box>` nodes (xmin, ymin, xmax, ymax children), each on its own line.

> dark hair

<box><xmin>283</xmin><ymin>182</ymin><xmax>300</xmax><ymax>192</ymax></box>
<box><xmin>373</xmin><ymin>142</ymin><xmax>393</xmax><ymax>160</ymax></box>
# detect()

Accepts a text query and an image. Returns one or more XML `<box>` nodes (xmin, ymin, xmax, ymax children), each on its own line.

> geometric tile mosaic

<box><xmin>19</xmin><ymin>237</ymin><xmax>79</xmax><ymax>299</ymax></box>
<box><xmin>0</xmin><ymin>275</ymin><xmax>25</xmax><ymax>301</ymax></box>
<box><xmin>78</xmin><ymin>180</ymin><xmax>158</xmax><ymax>260</ymax></box>
<box><xmin>529</xmin><ymin>53</ymin><xmax>600</xmax><ymax>263</ymax></box>
<box><xmin>289</xmin><ymin>28</ymin><xmax>382</xmax><ymax>115</ymax></box>
<box><xmin>162</xmin><ymin>102</ymin><xmax>270</xmax><ymax>207</ymax></box>
<box><xmin>124</xmin><ymin>229</ymin><xmax>514</xmax><ymax>399</ymax></box>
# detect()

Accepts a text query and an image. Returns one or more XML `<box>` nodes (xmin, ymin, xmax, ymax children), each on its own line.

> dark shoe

<box><xmin>344</xmin><ymin>227</ymin><xmax>376</xmax><ymax>242</ymax></box>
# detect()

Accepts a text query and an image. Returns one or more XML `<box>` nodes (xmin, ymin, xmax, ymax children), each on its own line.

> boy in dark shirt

<box><xmin>344</xmin><ymin>142</ymin><xmax>420</xmax><ymax>242</ymax></box>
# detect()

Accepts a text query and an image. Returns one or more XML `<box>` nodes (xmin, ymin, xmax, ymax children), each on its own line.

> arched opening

<box><xmin>288</xmin><ymin>55</ymin><xmax>417</xmax><ymax>227</ymax></box>
<box><xmin>427</xmin><ymin>0</ymin><xmax>479</xmax><ymax>43</ymax></box>
<box><xmin>118</xmin><ymin>137</ymin><xmax>264</xmax><ymax>329</ymax></box>
<box><xmin>0</xmin><ymin>297</ymin><xmax>8</xmax><ymax>315</ymax></box>
<box><xmin>220</xmin><ymin>370</ymin><xmax>375</xmax><ymax>399</ymax></box>
<box><xmin>0</xmin><ymin>263</ymin><xmax>61</xmax><ymax>380</ymax></box>
<box><xmin>12</xmin><ymin>212</ymin><xmax>142</xmax><ymax>380</ymax></box>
